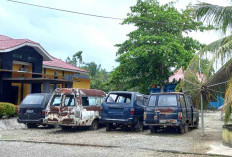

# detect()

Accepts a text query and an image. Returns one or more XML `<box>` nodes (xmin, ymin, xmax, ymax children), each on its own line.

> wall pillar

<box><xmin>43</xmin><ymin>81</ymin><xmax>50</xmax><ymax>93</ymax></box>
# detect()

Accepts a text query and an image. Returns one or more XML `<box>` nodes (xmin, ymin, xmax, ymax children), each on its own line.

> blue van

<box><xmin>100</xmin><ymin>91</ymin><xmax>146</xmax><ymax>132</ymax></box>
<box><xmin>144</xmin><ymin>92</ymin><xmax>199</xmax><ymax>134</ymax></box>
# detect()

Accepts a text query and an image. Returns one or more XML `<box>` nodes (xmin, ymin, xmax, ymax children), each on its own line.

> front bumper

<box><xmin>17</xmin><ymin>118</ymin><xmax>44</xmax><ymax>124</ymax></box>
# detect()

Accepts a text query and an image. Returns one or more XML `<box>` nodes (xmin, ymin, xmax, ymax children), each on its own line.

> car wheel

<box><xmin>90</xmin><ymin>120</ymin><xmax>99</xmax><ymax>130</ymax></box>
<box><xmin>179</xmin><ymin>125</ymin><xmax>185</xmax><ymax>134</ymax></box>
<box><xmin>134</xmin><ymin>121</ymin><xmax>143</xmax><ymax>132</ymax></box>
<box><xmin>27</xmin><ymin>123</ymin><xmax>37</xmax><ymax>128</ymax></box>
<box><xmin>61</xmin><ymin>126</ymin><xmax>71</xmax><ymax>130</ymax></box>
<box><xmin>47</xmin><ymin>125</ymin><xmax>55</xmax><ymax>129</ymax></box>
<box><xmin>194</xmin><ymin>118</ymin><xmax>199</xmax><ymax>129</ymax></box>
<box><xmin>106</xmin><ymin>124</ymin><xmax>113</xmax><ymax>131</ymax></box>
<box><xmin>150</xmin><ymin>126</ymin><xmax>158</xmax><ymax>133</ymax></box>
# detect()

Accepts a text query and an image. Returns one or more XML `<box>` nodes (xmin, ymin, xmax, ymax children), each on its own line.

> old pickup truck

<box><xmin>144</xmin><ymin>92</ymin><xmax>199</xmax><ymax>134</ymax></box>
<box><xmin>44</xmin><ymin>88</ymin><xmax>106</xmax><ymax>130</ymax></box>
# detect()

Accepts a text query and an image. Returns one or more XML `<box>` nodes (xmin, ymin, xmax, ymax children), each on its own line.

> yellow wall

<box><xmin>73</xmin><ymin>78</ymin><xmax>90</xmax><ymax>89</ymax></box>
<box><xmin>11</xmin><ymin>64</ymin><xmax>32</xmax><ymax>105</ymax></box>
<box><xmin>9</xmin><ymin>64</ymin><xmax>90</xmax><ymax>105</ymax></box>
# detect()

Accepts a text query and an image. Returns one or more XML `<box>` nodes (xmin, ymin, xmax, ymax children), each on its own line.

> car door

<box><xmin>135</xmin><ymin>94</ymin><xmax>145</xmax><ymax>120</ymax></box>
<box><xmin>103</xmin><ymin>93</ymin><xmax>133</xmax><ymax>120</ymax></box>
<box><xmin>184</xmin><ymin>95</ymin><xmax>193</xmax><ymax>124</ymax></box>
<box><xmin>179</xmin><ymin>95</ymin><xmax>187</xmax><ymax>124</ymax></box>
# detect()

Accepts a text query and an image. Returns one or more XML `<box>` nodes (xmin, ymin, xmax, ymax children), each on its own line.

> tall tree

<box><xmin>82</xmin><ymin>62</ymin><xmax>110</xmax><ymax>92</ymax></box>
<box><xmin>110</xmin><ymin>0</ymin><xmax>210</xmax><ymax>93</ymax></box>
<box><xmin>66</xmin><ymin>51</ymin><xmax>83</xmax><ymax>67</ymax></box>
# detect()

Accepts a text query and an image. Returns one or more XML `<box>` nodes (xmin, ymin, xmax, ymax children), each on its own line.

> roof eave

<box><xmin>42</xmin><ymin>65</ymin><xmax>89</xmax><ymax>74</ymax></box>
<box><xmin>0</xmin><ymin>42</ymin><xmax>53</xmax><ymax>61</ymax></box>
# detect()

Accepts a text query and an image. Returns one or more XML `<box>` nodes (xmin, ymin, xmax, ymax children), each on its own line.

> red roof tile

<box><xmin>43</xmin><ymin>57</ymin><xmax>88</xmax><ymax>73</ymax></box>
<box><xmin>0</xmin><ymin>35</ymin><xmax>37</xmax><ymax>50</ymax></box>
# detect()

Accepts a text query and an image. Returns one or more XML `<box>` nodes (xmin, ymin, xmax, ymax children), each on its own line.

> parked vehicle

<box><xmin>44</xmin><ymin>88</ymin><xmax>106</xmax><ymax>130</ymax></box>
<box><xmin>17</xmin><ymin>93</ymin><xmax>52</xmax><ymax>128</ymax></box>
<box><xmin>144</xmin><ymin>92</ymin><xmax>199</xmax><ymax>134</ymax></box>
<box><xmin>100</xmin><ymin>91</ymin><xmax>146</xmax><ymax>132</ymax></box>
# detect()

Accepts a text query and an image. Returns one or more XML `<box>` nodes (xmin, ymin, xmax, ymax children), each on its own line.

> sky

<box><xmin>0</xmin><ymin>0</ymin><xmax>230</xmax><ymax>71</ymax></box>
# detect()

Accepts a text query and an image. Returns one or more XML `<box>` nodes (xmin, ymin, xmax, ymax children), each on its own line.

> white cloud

<box><xmin>0</xmin><ymin>0</ymin><xmax>229</xmax><ymax>71</ymax></box>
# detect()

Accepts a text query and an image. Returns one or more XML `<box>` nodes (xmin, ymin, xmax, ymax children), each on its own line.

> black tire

<box><xmin>27</xmin><ymin>123</ymin><xmax>37</xmax><ymax>128</ymax></box>
<box><xmin>194</xmin><ymin>118</ymin><xmax>199</xmax><ymax>129</ymax></box>
<box><xmin>106</xmin><ymin>124</ymin><xmax>113</xmax><ymax>131</ymax></box>
<box><xmin>47</xmin><ymin>125</ymin><xmax>55</xmax><ymax>129</ymax></box>
<box><xmin>61</xmin><ymin>126</ymin><xmax>71</xmax><ymax>130</ymax></box>
<box><xmin>90</xmin><ymin>120</ymin><xmax>99</xmax><ymax>130</ymax></box>
<box><xmin>134</xmin><ymin>121</ymin><xmax>143</xmax><ymax>132</ymax></box>
<box><xmin>150</xmin><ymin>126</ymin><xmax>158</xmax><ymax>133</ymax></box>
<box><xmin>179</xmin><ymin>124</ymin><xmax>188</xmax><ymax>134</ymax></box>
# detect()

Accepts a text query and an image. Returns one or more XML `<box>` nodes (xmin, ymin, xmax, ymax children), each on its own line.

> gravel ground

<box><xmin>0</xmin><ymin>111</ymin><xmax>230</xmax><ymax>156</ymax></box>
<box><xmin>0</xmin><ymin>141</ymin><xmax>211</xmax><ymax>157</ymax></box>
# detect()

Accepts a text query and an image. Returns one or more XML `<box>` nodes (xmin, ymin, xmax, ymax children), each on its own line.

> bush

<box><xmin>0</xmin><ymin>102</ymin><xmax>16</xmax><ymax>118</ymax></box>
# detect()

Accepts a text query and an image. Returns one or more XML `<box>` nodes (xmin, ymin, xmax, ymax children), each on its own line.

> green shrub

<box><xmin>0</xmin><ymin>105</ymin><xmax>5</xmax><ymax>117</ymax></box>
<box><xmin>0</xmin><ymin>102</ymin><xmax>16</xmax><ymax>118</ymax></box>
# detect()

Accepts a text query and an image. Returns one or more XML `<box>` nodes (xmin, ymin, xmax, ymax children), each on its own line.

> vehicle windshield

<box><xmin>106</xmin><ymin>93</ymin><xmax>131</xmax><ymax>104</ymax></box>
<box><xmin>148</xmin><ymin>95</ymin><xmax>157</xmax><ymax>106</ymax></box>
<box><xmin>22</xmin><ymin>95</ymin><xmax>44</xmax><ymax>105</ymax></box>
<box><xmin>157</xmin><ymin>95</ymin><xmax>177</xmax><ymax>106</ymax></box>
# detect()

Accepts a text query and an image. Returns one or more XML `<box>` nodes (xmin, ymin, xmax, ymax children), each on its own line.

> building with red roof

<box><xmin>0</xmin><ymin>35</ymin><xmax>90</xmax><ymax>105</ymax></box>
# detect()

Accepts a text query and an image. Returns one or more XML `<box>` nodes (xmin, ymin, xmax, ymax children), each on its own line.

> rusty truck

<box><xmin>44</xmin><ymin>88</ymin><xmax>106</xmax><ymax>130</ymax></box>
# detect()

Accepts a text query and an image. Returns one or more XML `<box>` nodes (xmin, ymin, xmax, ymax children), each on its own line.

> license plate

<box><xmin>26</xmin><ymin>110</ymin><xmax>34</xmax><ymax>113</ymax></box>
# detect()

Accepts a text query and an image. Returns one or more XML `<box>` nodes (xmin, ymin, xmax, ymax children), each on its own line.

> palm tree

<box><xmin>194</xmin><ymin>2</ymin><xmax>232</xmax><ymax>123</ymax></box>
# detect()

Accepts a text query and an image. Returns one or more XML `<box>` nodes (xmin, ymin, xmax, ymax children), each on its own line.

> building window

<box><xmin>54</xmin><ymin>71</ymin><xmax>58</xmax><ymax>79</ymax></box>
<box><xmin>44</xmin><ymin>68</ymin><xmax>46</xmax><ymax>74</ymax></box>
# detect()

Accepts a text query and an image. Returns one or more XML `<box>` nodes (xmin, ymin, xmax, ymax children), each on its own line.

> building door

<box><xmin>10</xmin><ymin>86</ymin><xmax>18</xmax><ymax>105</ymax></box>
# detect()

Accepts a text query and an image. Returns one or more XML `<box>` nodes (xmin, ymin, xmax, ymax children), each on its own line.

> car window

<box><xmin>148</xmin><ymin>95</ymin><xmax>157</xmax><ymax>106</ymax></box>
<box><xmin>64</xmin><ymin>95</ymin><xmax>75</xmax><ymax>107</ymax></box>
<box><xmin>106</xmin><ymin>93</ymin><xmax>132</xmax><ymax>104</ymax></box>
<box><xmin>136</xmin><ymin>95</ymin><xmax>144</xmax><ymax>106</ymax></box>
<box><xmin>158</xmin><ymin>95</ymin><xmax>177</xmax><ymax>106</ymax></box>
<box><xmin>22</xmin><ymin>95</ymin><xmax>44</xmax><ymax>105</ymax></box>
<box><xmin>106</xmin><ymin>94</ymin><xmax>117</xmax><ymax>102</ymax></box>
<box><xmin>82</xmin><ymin>97</ymin><xmax>89</xmax><ymax>106</ymax></box>
<box><xmin>96</xmin><ymin>97</ymin><xmax>103</xmax><ymax>106</ymax></box>
<box><xmin>179</xmin><ymin>95</ymin><xmax>186</xmax><ymax>108</ymax></box>
<box><xmin>89</xmin><ymin>96</ymin><xmax>96</xmax><ymax>106</ymax></box>
<box><xmin>51</xmin><ymin>95</ymin><xmax>61</xmax><ymax>106</ymax></box>
<box><xmin>184</xmin><ymin>96</ymin><xmax>190</xmax><ymax>107</ymax></box>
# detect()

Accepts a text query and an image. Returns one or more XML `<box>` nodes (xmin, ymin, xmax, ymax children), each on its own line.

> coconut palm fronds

<box><xmin>195</xmin><ymin>2</ymin><xmax>232</xmax><ymax>34</ymax></box>
<box><xmin>224</xmin><ymin>77</ymin><xmax>232</xmax><ymax>123</ymax></box>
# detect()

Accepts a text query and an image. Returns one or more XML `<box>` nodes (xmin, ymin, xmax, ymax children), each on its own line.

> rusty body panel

<box><xmin>44</xmin><ymin>88</ymin><xmax>106</xmax><ymax>128</ymax></box>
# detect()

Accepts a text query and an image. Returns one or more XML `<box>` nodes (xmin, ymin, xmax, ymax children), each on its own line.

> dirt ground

<box><xmin>0</xmin><ymin>111</ymin><xmax>231</xmax><ymax>156</ymax></box>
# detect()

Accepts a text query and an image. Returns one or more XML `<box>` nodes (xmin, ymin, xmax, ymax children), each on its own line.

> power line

<box><xmin>6</xmin><ymin>0</ymin><xmax>208</xmax><ymax>28</ymax></box>
<box><xmin>6</xmin><ymin>0</ymin><xmax>124</xmax><ymax>20</ymax></box>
